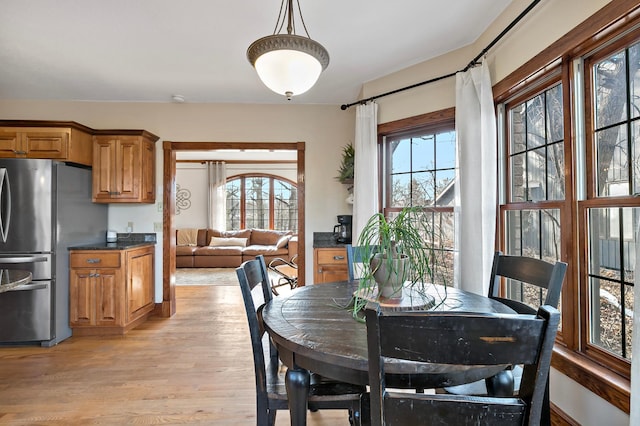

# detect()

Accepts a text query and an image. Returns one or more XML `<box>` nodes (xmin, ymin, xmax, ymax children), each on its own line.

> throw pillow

<box><xmin>209</xmin><ymin>237</ymin><xmax>247</xmax><ymax>247</ymax></box>
<box><xmin>276</xmin><ymin>235</ymin><xmax>291</xmax><ymax>249</ymax></box>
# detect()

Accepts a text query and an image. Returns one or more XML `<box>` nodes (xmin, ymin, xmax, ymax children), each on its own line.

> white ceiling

<box><xmin>0</xmin><ymin>0</ymin><xmax>515</xmax><ymax>106</ymax></box>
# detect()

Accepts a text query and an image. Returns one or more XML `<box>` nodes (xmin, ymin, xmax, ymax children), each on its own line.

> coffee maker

<box><xmin>334</xmin><ymin>215</ymin><xmax>353</xmax><ymax>244</ymax></box>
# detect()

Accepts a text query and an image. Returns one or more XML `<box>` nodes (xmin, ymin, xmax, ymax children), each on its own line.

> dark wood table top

<box><xmin>262</xmin><ymin>281</ymin><xmax>516</xmax><ymax>388</ymax></box>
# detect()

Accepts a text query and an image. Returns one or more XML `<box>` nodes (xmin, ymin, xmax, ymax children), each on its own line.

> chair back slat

<box><xmin>365</xmin><ymin>305</ymin><xmax>560</xmax><ymax>426</ymax></box>
<box><xmin>377</xmin><ymin>312</ymin><xmax>546</xmax><ymax>366</ymax></box>
<box><xmin>488</xmin><ymin>251</ymin><xmax>567</xmax><ymax>312</ymax></box>
<box><xmin>346</xmin><ymin>244</ymin><xmax>380</xmax><ymax>281</ymax></box>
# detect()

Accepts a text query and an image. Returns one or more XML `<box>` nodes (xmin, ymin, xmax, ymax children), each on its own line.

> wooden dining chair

<box><xmin>444</xmin><ymin>251</ymin><xmax>567</xmax><ymax>425</ymax></box>
<box><xmin>365</xmin><ymin>304</ymin><xmax>561</xmax><ymax>426</ymax></box>
<box><xmin>346</xmin><ymin>244</ymin><xmax>379</xmax><ymax>282</ymax></box>
<box><xmin>235</xmin><ymin>255</ymin><xmax>366</xmax><ymax>426</ymax></box>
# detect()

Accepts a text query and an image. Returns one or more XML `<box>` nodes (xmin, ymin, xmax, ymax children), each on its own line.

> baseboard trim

<box><xmin>551</xmin><ymin>402</ymin><xmax>580</xmax><ymax>426</ymax></box>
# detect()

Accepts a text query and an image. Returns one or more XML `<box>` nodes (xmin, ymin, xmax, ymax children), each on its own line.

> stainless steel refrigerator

<box><xmin>0</xmin><ymin>159</ymin><xmax>107</xmax><ymax>346</ymax></box>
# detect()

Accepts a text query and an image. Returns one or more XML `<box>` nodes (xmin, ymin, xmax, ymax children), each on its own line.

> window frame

<box><xmin>225</xmin><ymin>173</ymin><xmax>298</xmax><ymax>231</ymax></box>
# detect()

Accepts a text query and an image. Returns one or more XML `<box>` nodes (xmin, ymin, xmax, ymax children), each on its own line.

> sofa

<box><xmin>175</xmin><ymin>228</ymin><xmax>298</xmax><ymax>268</ymax></box>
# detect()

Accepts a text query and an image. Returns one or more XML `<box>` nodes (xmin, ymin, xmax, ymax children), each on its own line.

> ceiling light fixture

<box><xmin>247</xmin><ymin>0</ymin><xmax>329</xmax><ymax>100</ymax></box>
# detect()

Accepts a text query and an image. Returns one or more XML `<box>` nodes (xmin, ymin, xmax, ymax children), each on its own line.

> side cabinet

<box><xmin>313</xmin><ymin>247</ymin><xmax>348</xmax><ymax>284</ymax></box>
<box><xmin>70</xmin><ymin>245</ymin><xmax>155</xmax><ymax>336</ymax></box>
<box><xmin>92</xmin><ymin>131</ymin><xmax>158</xmax><ymax>203</ymax></box>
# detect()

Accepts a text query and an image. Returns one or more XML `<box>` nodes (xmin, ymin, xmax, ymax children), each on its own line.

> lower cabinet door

<box><xmin>94</xmin><ymin>268</ymin><xmax>120</xmax><ymax>326</ymax></box>
<box><xmin>69</xmin><ymin>269</ymin><xmax>93</xmax><ymax>326</ymax></box>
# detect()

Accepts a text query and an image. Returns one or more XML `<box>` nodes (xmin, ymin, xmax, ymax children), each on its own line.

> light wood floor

<box><xmin>0</xmin><ymin>285</ymin><xmax>351</xmax><ymax>425</ymax></box>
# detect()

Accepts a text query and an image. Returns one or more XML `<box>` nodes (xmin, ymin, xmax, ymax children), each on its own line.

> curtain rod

<box><xmin>340</xmin><ymin>0</ymin><xmax>541</xmax><ymax>111</ymax></box>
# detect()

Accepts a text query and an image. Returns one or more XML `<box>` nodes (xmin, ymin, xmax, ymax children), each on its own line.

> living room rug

<box><xmin>175</xmin><ymin>268</ymin><xmax>239</xmax><ymax>286</ymax></box>
<box><xmin>175</xmin><ymin>267</ymin><xmax>282</xmax><ymax>286</ymax></box>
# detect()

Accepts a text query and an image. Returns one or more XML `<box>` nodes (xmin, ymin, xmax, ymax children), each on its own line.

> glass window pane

<box><xmin>411</xmin><ymin>171</ymin><xmax>434</xmax><ymax>206</ymax></box>
<box><xmin>435</xmin><ymin>170</ymin><xmax>455</xmax><ymax>206</ymax></box>
<box><xmin>510</xmin><ymin>103</ymin><xmax>526</xmax><ymax>155</ymax></box>
<box><xmin>526</xmin><ymin>95</ymin><xmax>546</xmax><ymax>149</ymax></box>
<box><xmin>245</xmin><ymin>177</ymin><xmax>269</xmax><ymax>229</ymax></box>
<box><xmin>630</xmin><ymin>42</ymin><xmax>640</xmax><ymax>120</ymax></box>
<box><xmin>633</xmin><ymin>120</ymin><xmax>640</xmax><ymax>194</ymax></box>
<box><xmin>274</xmin><ymin>180</ymin><xmax>297</xmax><ymax>232</ymax></box>
<box><xmin>412</xmin><ymin>136</ymin><xmax>434</xmax><ymax>171</ymax></box>
<box><xmin>587</xmin><ymin>207</ymin><xmax>637</xmax><ymax>360</ymax></box>
<box><xmin>527</xmin><ymin>147</ymin><xmax>546</xmax><ymax>201</ymax></box>
<box><xmin>594</xmin><ymin>50</ymin><xmax>627</xmax><ymax>129</ymax></box>
<box><xmin>435</xmin><ymin>131</ymin><xmax>456</xmax><ymax>170</ymax></box>
<box><xmin>225</xmin><ymin>179</ymin><xmax>241</xmax><ymax>230</ymax></box>
<box><xmin>391</xmin><ymin>174</ymin><xmax>411</xmax><ymax>207</ymax></box>
<box><xmin>546</xmin><ymin>84</ymin><xmax>564</xmax><ymax>143</ymax></box>
<box><xmin>510</xmin><ymin>152</ymin><xmax>527</xmax><ymax>202</ymax></box>
<box><xmin>547</xmin><ymin>142</ymin><xmax>565</xmax><ymax>200</ymax></box>
<box><xmin>595</xmin><ymin>124</ymin><xmax>629</xmax><ymax>197</ymax></box>
<box><xmin>391</xmin><ymin>139</ymin><xmax>411</xmax><ymax>174</ymax></box>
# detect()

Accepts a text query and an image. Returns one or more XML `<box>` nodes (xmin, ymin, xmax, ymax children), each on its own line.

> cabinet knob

<box><xmin>86</xmin><ymin>258</ymin><xmax>101</xmax><ymax>264</ymax></box>
<box><xmin>334</xmin><ymin>256</ymin><xmax>345</xmax><ymax>260</ymax></box>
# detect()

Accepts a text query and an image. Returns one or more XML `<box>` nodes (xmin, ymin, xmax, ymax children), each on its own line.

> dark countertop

<box><xmin>69</xmin><ymin>241</ymin><xmax>155</xmax><ymax>251</ymax></box>
<box><xmin>69</xmin><ymin>232</ymin><xmax>157</xmax><ymax>251</ymax></box>
<box><xmin>313</xmin><ymin>232</ymin><xmax>347</xmax><ymax>248</ymax></box>
<box><xmin>0</xmin><ymin>270</ymin><xmax>32</xmax><ymax>293</ymax></box>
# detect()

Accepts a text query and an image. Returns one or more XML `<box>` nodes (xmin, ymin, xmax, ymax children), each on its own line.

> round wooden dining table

<box><xmin>261</xmin><ymin>281</ymin><xmax>516</xmax><ymax>426</ymax></box>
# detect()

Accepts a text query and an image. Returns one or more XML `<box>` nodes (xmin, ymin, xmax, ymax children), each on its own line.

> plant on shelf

<box><xmin>335</xmin><ymin>143</ymin><xmax>354</xmax><ymax>184</ymax></box>
<box><xmin>350</xmin><ymin>206</ymin><xmax>449</xmax><ymax>319</ymax></box>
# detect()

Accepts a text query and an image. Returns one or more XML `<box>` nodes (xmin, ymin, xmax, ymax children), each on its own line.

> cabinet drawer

<box><xmin>70</xmin><ymin>252</ymin><xmax>121</xmax><ymax>268</ymax></box>
<box><xmin>316</xmin><ymin>248</ymin><xmax>347</xmax><ymax>265</ymax></box>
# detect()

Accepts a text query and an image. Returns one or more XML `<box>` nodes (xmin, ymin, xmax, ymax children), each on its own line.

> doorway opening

<box><xmin>159</xmin><ymin>141</ymin><xmax>306</xmax><ymax>317</ymax></box>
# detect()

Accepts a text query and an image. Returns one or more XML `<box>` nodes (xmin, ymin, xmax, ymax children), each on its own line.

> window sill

<box><xmin>552</xmin><ymin>345</ymin><xmax>630</xmax><ymax>413</ymax></box>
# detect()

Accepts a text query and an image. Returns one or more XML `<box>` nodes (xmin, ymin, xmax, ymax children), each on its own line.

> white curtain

<box><xmin>631</xmin><ymin>225</ymin><xmax>640</xmax><ymax>425</ymax></box>
<box><xmin>454</xmin><ymin>61</ymin><xmax>497</xmax><ymax>295</ymax></box>
<box><xmin>353</xmin><ymin>102</ymin><xmax>379</xmax><ymax>243</ymax></box>
<box><xmin>207</xmin><ymin>161</ymin><xmax>227</xmax><ymax>231</ymax></box>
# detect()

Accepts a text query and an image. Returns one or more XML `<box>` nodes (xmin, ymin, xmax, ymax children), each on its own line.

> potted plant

<box><xmin>350</xmin><ymin>207</ymin><xmax>446</xmax><ymax>318</ymax></box>
<box><xmin>335</xmin><ymin>143</ymin><xmax>354</xmax><ymax>184</ymax></box>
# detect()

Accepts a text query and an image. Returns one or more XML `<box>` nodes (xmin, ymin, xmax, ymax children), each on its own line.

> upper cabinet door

<box><xmin>92</xmin><ymin>133</ymin><xmax>157</xmax><ymax>204</ymax></box>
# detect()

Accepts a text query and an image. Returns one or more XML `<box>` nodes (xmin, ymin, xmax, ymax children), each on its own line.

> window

<box><xmin>498</xmin><ymin>23</ymin><xmax>640</xmax><ymax>385</ymax></box>
<box><xmin>502</xmin><ymin>80</ymin><xmax>566</xmax><ymax>332</ymax></box>
<box><xmin>225</xmin><ymin>174</ymin><xmax>297</xmax><ymax>232</ymax></box>
<box><xmin>380</xmin><ymin>113</ymin><xmax>456</xmax><ymax>285</ymax></box>
<box><xmin>581</xmin><ymin>37</ymin><xmax>640</xmax><ymax>371</ymax></box>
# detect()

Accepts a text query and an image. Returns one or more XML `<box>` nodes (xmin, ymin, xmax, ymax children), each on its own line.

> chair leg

<box><xmin>267</xmin><ymin>409</ymin><xmax>277</xmax><ymax>426</ymax></box>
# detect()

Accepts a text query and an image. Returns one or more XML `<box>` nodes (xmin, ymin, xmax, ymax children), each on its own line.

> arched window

<box><xmin>226</xmin><ymin>174</ymin><xmax>298</xmax><ymax>232</ymax></box>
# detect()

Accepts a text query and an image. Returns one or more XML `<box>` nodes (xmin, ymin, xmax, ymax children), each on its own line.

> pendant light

<box><xmin>247</xmin><ymin>0</ymin><xmax>329</xmax><ymax>100</ymax></box>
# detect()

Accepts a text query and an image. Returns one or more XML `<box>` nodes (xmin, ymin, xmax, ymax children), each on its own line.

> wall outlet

<box><xmin>157</xmin><ymin>202</ymin><xmax>163</xmax><ymax>212</ymax></box>
<box><xmin>154</xmin><ymin>222</ymin><xmax>163</xmax><ymax>232</ymax></box>
<box><xmin>127</xmin><ymin>221</ymin><xmax>133</xmax><ymax>233</ymax></box>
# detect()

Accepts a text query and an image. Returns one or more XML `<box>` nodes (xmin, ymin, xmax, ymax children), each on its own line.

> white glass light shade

<box><xmin>247</xmin><ymin>34</ymin><xmax>329</xmax><ymax>99</ymax></box>
<box><xmin>254</xmin><ymin>49</ymin><xmax>322</xmax><ymax>97</ymax></box>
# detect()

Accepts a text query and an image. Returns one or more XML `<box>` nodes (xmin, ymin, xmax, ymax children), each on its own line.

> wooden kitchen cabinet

<box><xmin>69</xmin><ymin>245</ymin><xmax>155</xmax><ymax>336</ymax></box>
<box><xmin>92</xmin><ymin>130</ymin><xmax>158</xmax><ymax>203</ymax></box>
<box><xmin>0</xmin><ymin>124</ymin><xmax>93</xmax><ymax>166</ymax></box>
<box><xmin>313</xmin><ymin>247</ymin><xmax>348</xmax><ymax>284</ymax></box>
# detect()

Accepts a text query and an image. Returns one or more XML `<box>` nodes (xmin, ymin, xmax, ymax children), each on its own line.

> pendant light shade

<box><xmin>247</xmin><ymin>0</ymin><xmax>329</xmax><ymax>100</ymax></box>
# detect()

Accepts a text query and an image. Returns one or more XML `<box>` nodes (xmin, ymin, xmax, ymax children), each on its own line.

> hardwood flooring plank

<box><xmin>0</xmin><ymin>285</ymin><xmax>352</xmax><ymax>425</ymax></box>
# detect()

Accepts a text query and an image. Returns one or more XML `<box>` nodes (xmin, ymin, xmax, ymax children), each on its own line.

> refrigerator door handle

<box><xmin>0</xmin><ymin>167</ymin><xmax>11</xmax><ymax>243</ymax></box>
<box><xmin>0</xmin><ymin>256</ymin><xmax>47</xmax><ymax>264</ymax></box>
